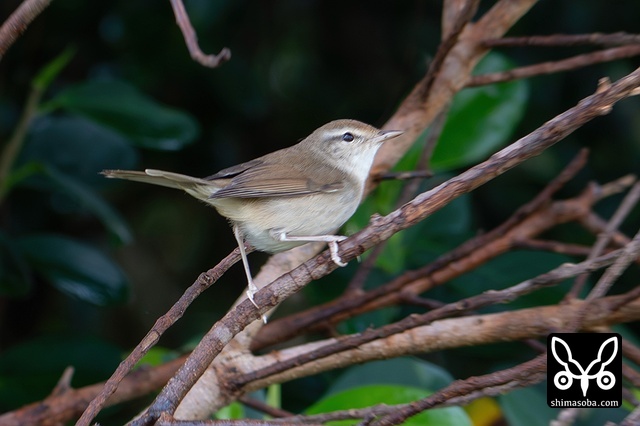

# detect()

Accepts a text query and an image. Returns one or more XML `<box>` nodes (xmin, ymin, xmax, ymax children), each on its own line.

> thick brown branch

<box><xmin>245</xmin><ymin>294</ymin><xmax>640</xmax><ymax>399</ymax></box>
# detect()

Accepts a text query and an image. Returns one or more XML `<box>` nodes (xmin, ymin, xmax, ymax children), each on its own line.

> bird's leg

<box><xmin>233</xmin><ymin>225</ymin><xmax>267</xmax><ymax>323</ymax></box>
<box><xmin>271</xmin><ymin>230</ymin><xmax>349</xmax><ymax>267</ymax></box>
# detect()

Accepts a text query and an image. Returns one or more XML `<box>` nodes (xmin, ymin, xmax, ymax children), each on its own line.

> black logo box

<box><xmin>547</xmin><ymin>333</ymin><xmax>622</xmax><ymax>408</ymax></box>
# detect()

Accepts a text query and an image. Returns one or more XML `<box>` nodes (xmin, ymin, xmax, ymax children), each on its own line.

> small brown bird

<box><xmin>103</xmin><ymin>119</ymin><xmax>402</xmax><ymax>312</ymax></box>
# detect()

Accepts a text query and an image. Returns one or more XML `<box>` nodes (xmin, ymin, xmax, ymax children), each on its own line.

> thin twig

<box><xmin>169</xmin><ymin>0</ymin><xmax>231</xmax><ymax>68</ymax></box>
<box><xmin>270</xmin><ymin>357</ymin><xmax>546</xmax><ymax>424</ymax></box>
<box><xmin>467</xmin><ymin>44</ymin><xmax>640</xmax><ymax>87</ymax></box>
<box><xmin>622</xmin><ymin>338</ymin><xmax>640</xmax><ymax>368</ymax></box>
<box><xmin>580</xmin><ymin>212</ymin><xmax>634</xmax><ymax>248</ymax></box>
<box><xmin>49</xmin><ymin>367</ymin><xmax>74</xmax><ymax>398</ymax></box>
<box><xmin>621</xmin><ymin>405</ymin><xmax>640</xmax><ymax>426</ymax></box>
<box><xmin>368</xmin><ymin>355</ymin><xmax>547</xmax><ymax>425</ymax></box>
<box><xmin>398</xmin><ymin>107</ymin><xmax>450</xmax><ymax>205</ymax></box>
<box><xmin>513</xmin><ymin>239</ymin><xmax>596</xmax><ymax>257</ymax></box>
<box><xmin>77</xmin><ymin>248</ymin><xmax>247</xmax><ymax>426</ymax></box>
<box><xmin>623</xmin><ymin>364</ymin><xmax>640</xmax><ymax>388</ymax></box>
<box><xmin>156</xmin><ymin>411</ymin><xmax>319</xmax><ymax>426</ymax></box>
<box><xmin>416</xmin><ymin>0</ymin><xmax>480</xmax><ymax>100</ymax></box>
<box><xmin>485</xmin><ymin>32</ymin><xmax>640</xmax><ymax>48</ymax></box>
<box><xmin>587</xmin><ymin>226</ymin><xmax>640</xmax><ymax>300</ymax></box>
<box><xmin>0</xmin><ymin>0</ymin><xmax>53</xmax><ymax>59</ymax></box>
<box><xmin>551</xmin><ymin>408</ymin><xmax>582</xmax><ymax>426</ymax></box>
<box><xmin>238</xmin><ymin>396</ymin><xmax>295</xmax><ymax>419</ymax></box>
<box><xmin>565</xmin><ymin>225</ymin><xmax>640</xmax><ymax>333</ymax></box>
<box><xmin>568</xmin><ymin>181</ymin><xmax>640</xmax><ymax>298</ymax></box>
<box><xmin>375</xmin><ymin>170</ymin><xmax>433</xmax><ymax>181</ymax></box>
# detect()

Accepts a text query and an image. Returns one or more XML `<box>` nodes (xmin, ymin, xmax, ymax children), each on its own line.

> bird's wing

<box><xmin>209</xmin><ymin>162</ymin><xmax>345</xmax><ymax>199</ymax></box>
<box><xmin>205</xmin><ymin>159</ymin><xmax>264</xmax><ymax>180</ymax></box>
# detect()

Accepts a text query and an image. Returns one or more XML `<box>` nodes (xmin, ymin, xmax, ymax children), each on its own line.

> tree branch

<box><xmin>169</xmin><ymin>0</ymin><xmax>231</xmax><ymax>68</ymax></box>
<box><xmin>77</xmin><ymin>248</ymin><xmax>246</xmax><ymax>426</ymax></box>
<box><xmin>4</xmin><ymin>293</ymin><xmax>639</xmax><ymax>425</ymax></box>
<box><xmin>484</xmin><ymin>32</ymin><xmax>640</xmax><ymax>48</ymax></box>
<box><xmin>568</xmin><ymin>181</ymin><xmax>640</xmax><ymax>298</ymax></box>
<box><xmin>369</xmin><ymin>355</ymin><xmax>547</xmax><ymax>425</ymax></box>
<box><xmin>0</xmin><ymin>0</ymin><xmax>52</xmax><ymax>60</ymax></box>
<box><xmin>467</xmin><ymin>44</ymin><xmax>640</xmax><ymax>87</ymax></box>
<box><xmin>235</xmin><ymin>248</ymin><xmax>631</xmax><ymax>389</ymax></box>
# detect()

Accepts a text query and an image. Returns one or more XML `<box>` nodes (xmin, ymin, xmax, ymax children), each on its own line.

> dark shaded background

<box><xmin>1</xmin><ymin>0</ymin><xmax>639</xmax><ymax>422</ymax></box>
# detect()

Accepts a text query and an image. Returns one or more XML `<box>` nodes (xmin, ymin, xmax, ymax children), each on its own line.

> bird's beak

<box><xmin>372</xmin><ymin>129</ymin><xmax>403</xmax><ymax>144</ymax></box>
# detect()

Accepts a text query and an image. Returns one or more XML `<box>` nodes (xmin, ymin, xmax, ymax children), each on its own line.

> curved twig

<box><xmin>169</xmin><ymin>0</ymin><xmax>231</xmax><ymax>68</ymax></box>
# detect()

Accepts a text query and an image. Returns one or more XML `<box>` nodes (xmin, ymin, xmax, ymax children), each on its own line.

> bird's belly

<box><xmin>212</xmin><ymin>193</ymin><xmax>360</xmax><ymax>253</ymax></box>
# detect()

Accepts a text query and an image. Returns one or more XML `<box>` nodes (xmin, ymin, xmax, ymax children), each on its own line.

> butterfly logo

<box><xmin>551</xmin><ymin>335</ymin><xmax>617</xmax><ymax>397</ymax></box>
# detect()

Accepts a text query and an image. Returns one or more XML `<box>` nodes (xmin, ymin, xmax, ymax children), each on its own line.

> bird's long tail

<box><xmin>102</xmin><ymin>169</ymin><xmax>218</xmax><ymax>199</ymax></box>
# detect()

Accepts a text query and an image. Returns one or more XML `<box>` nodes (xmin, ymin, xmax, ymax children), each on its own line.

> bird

<box><xmin>102</xmin><ymin>119</ymin><xmax>403</xmax><ymax>315</ymax></box>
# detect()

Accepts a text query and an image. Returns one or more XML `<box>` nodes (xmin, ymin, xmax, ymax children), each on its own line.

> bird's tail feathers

<box><xmin>101</xmin><ymin>169</ymin><xmax>218</xmax><ymax>198</ymax></box>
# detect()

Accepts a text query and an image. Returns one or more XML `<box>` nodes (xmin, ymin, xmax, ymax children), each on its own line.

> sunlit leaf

<box><xmin>307</xmin><ymin>384</ymin><xmax>471</xmax><ymax>426</ymax></box>
<box><xmin>328</xmin><ymin>358</ymin><xmax>453</xmax><ymax>395</ymax></box>
<box><xmin>430</xmin><ymin>52</ymin><xmax>529</xmax><ymax>171</ymax></box>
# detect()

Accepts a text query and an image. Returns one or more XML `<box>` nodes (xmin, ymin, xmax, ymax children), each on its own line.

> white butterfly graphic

<box><xmin>551</xmin><ymin>336</ymin><xmax>617</xmax><ymax>397</ymax></box>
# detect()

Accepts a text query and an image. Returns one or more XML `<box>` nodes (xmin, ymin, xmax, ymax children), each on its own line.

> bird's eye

<box><xmin>342</xmin><ymin>132</ymin><xmax>354</xmax><ymax>142</ymax></box>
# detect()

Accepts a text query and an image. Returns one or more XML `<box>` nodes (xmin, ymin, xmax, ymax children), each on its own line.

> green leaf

<box><xmin>449</xmin><ymin>250</ymin><xmax>572</xmax><ymax>308</ymax></box>
<box><xmin>135</xmin><ymin>347</ymin><xmax>180</xmax><ymax>368</ymax></box>
<box><xmin>45</xmin><ymin>80</ymin><xmax>200</xmax><ymax>150</ymax></box>
<box><xmin>430</xmin><ymin>52</ymin><xmax>529</xmax><ymax>171</ymax></box>
<box><xmin>41</xmin><ymin>165</ymin><xmax>133</xmax><ymax>244</ymax></box>
<box><xmin>18</xmin><ymin>234</ymin><xmax>129</xmax><ymax>306</ymax></box>
<box><xmin>266</xmin><ymin>383</ymin><xmax>281</xmax><ymax>410</ymax></box>
<box><xmin>0</xmin><ymin>335</ymin><xmax>121</xmax><ymax>410</ymax></box>
<box><xmin>328</xmin><ymin>358</ymin><xmax>453</xmax><ymax>396</ymax></box>
<box><xmin>18</xmin><ymin>115</ymin><xmax>138</xmax><ymax>188</ymax></box>
<box><xmin>306</xmin><ymin>384</ymin><xmax>472</xmax><ymax>426</ymax></box>
<box><xmin>0</xmin><ymin>231</ymin><xmax>32</xmax><ymax>297</ymax></box>
<box><xmin>347</xmin><ymin>188</ymin><xmax>472</xmax><ymax>275</ymax></box>
<box><xmin>32</xmin><ymin>47</ymin><xmax>75</xmax><ymax>91</ymax></box>
<box><xmin>215</xmin><ymin>402</ymin><xmax>246</xmax><ymax>420</ymax></box>
<box><xmin>499</xmin><ymin>388</ymin><xmax>555</xmax><ymax>426</ymax></box>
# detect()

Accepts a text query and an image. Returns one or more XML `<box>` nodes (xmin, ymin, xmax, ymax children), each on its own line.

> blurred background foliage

<box><xmin>0</xmin><ymin>0</ymin><xmax>639</xmax><ymax>424</ymax></box>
